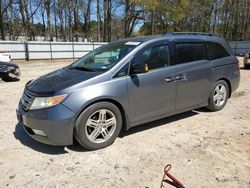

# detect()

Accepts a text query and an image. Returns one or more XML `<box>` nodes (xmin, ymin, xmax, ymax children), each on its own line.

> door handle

<box><xmin>175</xmin><ymin>76</ymin><xmax>183</xmax><ymax>80</ymax></box>
<box><xmin>175</xmin><ymin>74</ymin><xmax>186</xmax><ymax>81</ymax></box>
<box><xmin>165</xmin><ymin>77</ymin><xmax>174</xmax><ymax>82</ymax></box>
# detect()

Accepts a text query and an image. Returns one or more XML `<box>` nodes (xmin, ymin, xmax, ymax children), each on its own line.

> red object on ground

<box><xmin>160</xmin><ymin>164</ymin><xmax>185</xmax><ymax>188</ymax></box>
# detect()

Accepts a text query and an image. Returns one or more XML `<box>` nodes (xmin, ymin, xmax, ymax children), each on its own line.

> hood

<box><xmin>26</xmin><ymin>67</ymin><xmax>102</xmax><ymax>96</ymax></box>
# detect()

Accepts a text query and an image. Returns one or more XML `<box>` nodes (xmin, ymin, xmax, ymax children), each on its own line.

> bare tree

<box><xmin>103</xmin><ymin>0</ymin><xmax>111</xmax><ymax>42</ymax></box>
<box><xmin>0</xmin><ymin>0</ymin><xmax>13</xmax><ymax>40</ymax></box>
<box><xmin>124</xmin><ymin>0</ymin><xmax>143</xmax><ymax>37</ymax></box>
<box><xmin>44</xmin><ymin>0</ymin><xmax>52</xmax><ymax>40</ymax></box>
<box><xmin>97</xmin><ymin>0</ymin><xmax>101</xmax><ymax>41</ymax></box>
<box><xmin>1</xmin><ymin>0</ymin><xmax>250</xmax><ymax>42</ymax></box>
<box><xmin>0</xmin><ymin>0</ymin><xmax>5</xmax><ymax>40</ymax></box>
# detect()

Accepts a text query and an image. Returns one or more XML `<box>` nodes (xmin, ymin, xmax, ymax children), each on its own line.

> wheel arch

<box><xmin>216</xmin><ymin>77</ymin><xmax>232</xmax><ymax>98</ymax></box>
<box><xmin>74</xmin><ymin>98</ymin><xmax>128</xmax><ymax>133</ymax></box>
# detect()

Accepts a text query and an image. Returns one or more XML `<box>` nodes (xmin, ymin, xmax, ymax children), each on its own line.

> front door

<box><xmin>127</xmin><ymin>43</ymin><xmax>176</xmax><ymax>124</ymax></box>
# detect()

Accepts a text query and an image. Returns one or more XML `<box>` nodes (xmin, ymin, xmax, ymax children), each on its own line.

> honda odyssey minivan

<box><xmin>17</xmin><ymin>32</ymin><xmax>240</xmax><ymax>150</ymax></box>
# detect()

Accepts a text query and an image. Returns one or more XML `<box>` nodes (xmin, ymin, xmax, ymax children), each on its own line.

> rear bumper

<box><xmin>17</xmin><ymin>102</ymin><xmax>76</xmax><ymax>146</ymax></box>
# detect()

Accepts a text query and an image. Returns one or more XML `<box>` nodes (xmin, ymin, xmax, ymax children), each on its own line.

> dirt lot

<box><xmin>0</xmin><ymin>58</ymin><xmax>249</xmax><ymax>188</ymax></box>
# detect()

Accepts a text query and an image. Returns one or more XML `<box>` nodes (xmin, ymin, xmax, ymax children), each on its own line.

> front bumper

<box><xmin>17</xmin><ymin>102</ymin><xmax>76</xmax><ymax>146</ymax></box>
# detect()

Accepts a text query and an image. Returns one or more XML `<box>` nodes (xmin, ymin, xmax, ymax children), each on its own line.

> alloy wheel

<box><xmin>85</xmin><ymin>109</ymin><xmax>117</xmax><ymax>144</ymax></box>
<box><xmin>213</xmin><ymin>84</ymin><xmax>227</xmax><ymax>107</ymax></box>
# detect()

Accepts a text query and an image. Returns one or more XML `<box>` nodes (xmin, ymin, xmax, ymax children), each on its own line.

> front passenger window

<box><xmin>132</xmin><ymin>45</ymin><xmax>169</xmax><ymax>71</ymax></box>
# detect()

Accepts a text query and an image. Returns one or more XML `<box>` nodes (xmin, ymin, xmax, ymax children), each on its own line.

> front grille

<box><xmin>21</xmin><ymin>90</ymin><xmax>35</xmax><ymax>111</ymax></box>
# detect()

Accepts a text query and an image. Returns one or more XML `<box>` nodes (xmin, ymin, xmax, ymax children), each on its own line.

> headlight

<box><xmin>30</xmin><ymin>94</ymin><xmax>67</xmax><ymax>110</ymax></box>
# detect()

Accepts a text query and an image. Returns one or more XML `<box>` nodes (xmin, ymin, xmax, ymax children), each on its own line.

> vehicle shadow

<box><xmin>240</xmin><ymin>67</ymin><xmax>250</xmax><ymax>70</ymax></box>
<box><xmin>66</xmin><ymin>142</ymin><xmax>89</xmax><ymax>152</ymax></box>
<box><xmin>194</xmin><ymin>107</ymin><xmax>211</xmax><ymax>113</ymax></box>
<box><xmin>13</xmin><ymin>122</ymin><xmax>68</xmax><ymax>155</ymax></box>
<box><xmin>120</xmin><ymin>110</ymin><xmax>199</xmax><ymax>137</ymax></box>
<box><xmin>1</xmin><ymin>78</ymin><xmax>19</xmax><ymax>82</ymax></box>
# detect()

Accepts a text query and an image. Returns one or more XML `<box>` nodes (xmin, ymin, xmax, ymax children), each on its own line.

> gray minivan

<box><xmin>17</xmin><ymin>32</ymin><xmax>240</xmax><ymax>150</ymax></box>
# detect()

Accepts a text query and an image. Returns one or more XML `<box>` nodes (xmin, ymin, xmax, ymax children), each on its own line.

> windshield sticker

<box><xmin>125</xmin><ymin>42</ymin><xmax>141</xmax><ymax>46</ymax></box>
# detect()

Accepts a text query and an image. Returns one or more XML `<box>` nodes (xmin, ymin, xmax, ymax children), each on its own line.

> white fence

<box><xmin>0</xmin><ymin>41</ymin><xmax>106</xmax><ymax>60</ymax></box>
<box><xmin>0</xmin><ymin>41</ymin><xmax>26</xmax><ymax>59</ymax></box>
<box><xmin>0</xmin><ymin>40</ymin><xmax>249</xmax><ymax>61</ymax></box>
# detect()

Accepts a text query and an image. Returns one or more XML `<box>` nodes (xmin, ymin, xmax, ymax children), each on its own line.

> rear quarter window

<box><xmin>207</xmin><ymin>42</ymin><xmax>230</xmax><ymax>60</ymax></box>
<box><xmin>175</xmin><ymin>43</ymin><xmax>207</xmax><ymax>64</ymax></box>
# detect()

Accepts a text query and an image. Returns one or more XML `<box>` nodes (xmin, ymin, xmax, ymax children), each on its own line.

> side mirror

<box><xmin>130</xmin><ymin>63</ymin><xmax>149</xmax><ymax>75</ymax></box>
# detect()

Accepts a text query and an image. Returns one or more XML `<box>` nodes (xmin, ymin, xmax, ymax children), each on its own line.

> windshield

<box><xmin>70</xmin><ymin>41</ymin><xmax>139</xmax><ymax>72</ymax></box>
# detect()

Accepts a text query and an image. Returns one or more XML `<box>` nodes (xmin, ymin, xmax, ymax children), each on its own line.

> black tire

<box><xmin>74</xmin><ymin>102</ymin><xmax>122</xmax><ymax>150</ymax></box>
<box><xmin>206</xmin><ymin>80</ymin><xmax>229</xmax><ymax>111</ymax></box>
<box><xmin>2</xmin><ymin>76</ymin><xmax>20</xmax><ymax>82</ymax></box>
<box><xmin>2</xmin><ymin>73</ymin><xmax>20</xmax><ymax>82</ymax></box>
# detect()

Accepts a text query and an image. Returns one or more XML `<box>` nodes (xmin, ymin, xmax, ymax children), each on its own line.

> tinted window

<box><xmin>133</xmin><ymin>45</ymin><xmax>169</xmax><ymax>71</ymax></box>
<box><xmin>207</xmin><ymin>42</ymin><xmax>230</xmax><ymax>60</ymax></box>
<box><xmin>175</xmin><ymin>43</ymin><xmax>207</xmax><ymax>64</ymax></box>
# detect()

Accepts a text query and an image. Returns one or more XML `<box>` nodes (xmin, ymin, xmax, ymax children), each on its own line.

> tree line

<box><xmin>0</xmin><ymin>0</ymin><xmax>249</xmax><ymax>42</ymax></box>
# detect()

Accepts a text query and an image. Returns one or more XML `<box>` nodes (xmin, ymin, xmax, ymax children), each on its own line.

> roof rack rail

<box><xmin>165</xmin><ymin>32</ymin><xmax>215</xmax><ymax>36</ymax></box>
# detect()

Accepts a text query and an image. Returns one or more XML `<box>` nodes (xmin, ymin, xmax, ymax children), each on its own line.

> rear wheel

<box><xmin>74</xmin><ymin>102</ymin><xmax>122</xmax><ymax>150</ymax></box>
<box><xmin>206</xmin><ymin>80</ymin><xmax>229</xmax><ymax>111</ymax></box>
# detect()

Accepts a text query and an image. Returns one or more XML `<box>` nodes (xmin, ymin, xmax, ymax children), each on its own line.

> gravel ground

<box><xmin>0</xmin><ymin>58</ymin><xmax>249</xmax><ymax>188</ymax></box>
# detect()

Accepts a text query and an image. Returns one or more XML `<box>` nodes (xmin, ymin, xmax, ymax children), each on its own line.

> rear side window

<box><xmin>175</xmin><ymin>43</ymin><xmax>207</xmax><ymax>64</ymax></box>
<box><xmin>207</xmin><ymin>42</ymin><xmax>230</xmax><ymax>60</ymax></box>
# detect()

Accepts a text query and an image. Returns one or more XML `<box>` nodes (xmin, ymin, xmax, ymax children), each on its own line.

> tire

<box><xmin>206</xmin><ymin>80</ymin><xmax>229</xmax><ymax>111</ymax></box>
<box><xmin>74</xmin><ymin>102</ymin><xmax>122</xmax><ymax>150</ymax></box>
<box><xmin>2</xmin><ymin>76</ymin><xmax>20</xmax><ymax>82</ymax></box>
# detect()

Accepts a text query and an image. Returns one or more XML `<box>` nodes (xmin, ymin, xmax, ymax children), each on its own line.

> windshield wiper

<box><xmin>69</xmin><ymin>66</ymin><xmax>95</xmax><ymax>72</ymax></box>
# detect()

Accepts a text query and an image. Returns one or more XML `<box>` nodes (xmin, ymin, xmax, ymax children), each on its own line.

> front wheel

<box><xmin>74</xmin><ymin>102</ymin><xmax>122</xmax><ymax>150</ymax></box>
<box><xmin>206</xmin><ymin>80</ymin><xmax>229</xmax><ymax>111</ymax></box>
